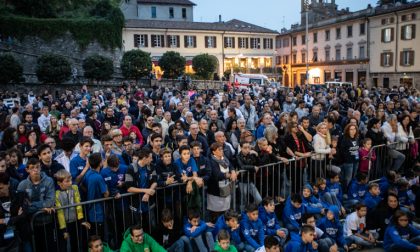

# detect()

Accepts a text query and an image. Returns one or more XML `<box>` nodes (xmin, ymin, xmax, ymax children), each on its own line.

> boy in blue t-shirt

<box><xmin>82</xmin><ymin>153</ymin><xmax>109</xmax><ymax>238</ymax></box>
<box><xmin>100</xmin><ymin>154</ymin><xmax>127</xmax><ymax>198</ymax></box>
<box><xmin>363</xmin><ymin>183</ymin><xmax>382</xmax><ymax>212</ymax></box>
<box><xmin>70</xmin><ymin>137</ymin><xmax>93</xmax><ymax>185</ymax></box>
<box><xmin>346</xmin><ymin>173</ymin><xmax>369</xmax><ymax>208</ymax></box>
<box><xmin>174</xmin><ymin>145</ymin><xmax>201</xmax><ymax>194</ymax></box>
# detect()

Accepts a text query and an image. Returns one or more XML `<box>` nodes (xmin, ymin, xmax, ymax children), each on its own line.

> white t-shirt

<box><xmin>343</xmin><ymin>212</ymin><xmax>366</xmax><ymax>237</ymax></box>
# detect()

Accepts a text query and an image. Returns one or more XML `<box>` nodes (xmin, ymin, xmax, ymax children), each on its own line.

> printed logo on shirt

<box><xmin>326</xmin><ymin>227</ymin><xmax>338</xmax><ymax>235</ymax></box>
<box><xmin>267</xmin><ymin>218</ymin><xmax>275</xmax><ymax>227</ymax></box>
<box><xmin>200</xmin><ymin>165</ymin><xmax>205</xmax><ymax>170</ymax></box>
<box><xmin>78</xmin><ymin>166</ymin><xmax>84</xmax><ymax>170</ymax></box>
<box><xmin>104</xmin><ymin>177</ymin><xmax>112</xmax><ymax>181</ymax></box>
<box><xmin>186</xmin><ymin>166</ymin><xmax>192</xmax><ymax>173</ymax></box>
<box><xmin>401</xmin><ymin>234</ymin><xmax>410</xmax><ymax>240</ymax></box>
<box><xmin>291</xmin><ymin>213</ymin><xmax>301</xmax><ymax>220</ymax></box>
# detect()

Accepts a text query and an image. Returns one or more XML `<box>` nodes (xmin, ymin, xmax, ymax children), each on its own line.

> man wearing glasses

<box><xmin>120</xmin><ymin>224</ymin><xmax>165</xmax><ymax>252</ymax></box>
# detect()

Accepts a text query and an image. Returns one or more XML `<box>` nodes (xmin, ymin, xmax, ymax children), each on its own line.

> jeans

<box><xmin>322</xmin><ymin>192</ymin><xmax>341</xmax><ymax>208</ymax></box>
<box><xmin>276</xmin><ymin>228</ymin><xmax>289</xmax><ymax>246</ymax></box>
<box><xmin>239</xmin><ymin>182</ymin><xmax>262</xmax><ymax>211</ymax></box>
<box><xmin>341</xmin><ymin>162</ymin><xmax>358</xmax><ymax>192</ymax></box>
<box><xmin>191</xmin><ymin>232</ymin><xmax>214</xmax><ymax>252</ymax></box>
<box><xmin>235</xmin><ymin>242</ymin><xmax>255</xmax><ymax>252</ymax></box>
<box><xmin>343</xmin><ymin>199</ymin><xmax>359</xmax><ymax>210</ymax></box>
<box><xmin>318</xmin><ymin>237</ymin><xmax>335</xmax><ymax>252</ymax></box>
<box><xmin>168</xmin><ymin>236</ymin><xmax>193</xmax><ymax>252</ymax></box>
<box><xmin>345</xmin><ymin>233</ymin><xmax>378</xmax><ymax>249</ymax></box>
<box><xmin>388</xmin><ymin>149</ymin><xmax>406</xmax><ymax>172</ymax></box>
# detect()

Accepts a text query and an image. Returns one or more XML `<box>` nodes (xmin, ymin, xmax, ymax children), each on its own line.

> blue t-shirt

<box><xmin>100</xmin><ymin>166</ymin><xmax>127</xmax><ymax>196</ymax></box>
<box><xmin>83</xmin><ymin>169</ymin><xmax>107</xmax><ymax>222</ymax></box>
<box><xmin>69</xmin><ymin>155</ymin><xmax>87</xmax><ymax>183</ymax></box>
<box><xmin>174</xmin><ymin>158</ymin><xmax>198</xmax><ymax>177</ymax></box>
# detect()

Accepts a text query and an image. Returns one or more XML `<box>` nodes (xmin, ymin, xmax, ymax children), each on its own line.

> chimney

<box><xmin>219</xmin><ymin>15</ymin><xmax>222</xmax><ymax>22</ymax></box>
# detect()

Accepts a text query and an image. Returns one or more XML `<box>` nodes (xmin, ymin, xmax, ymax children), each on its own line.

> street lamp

<box><xmin>304</xmin><ymin>0</ymin><xmax>310</xmax><ymax>85</ymax></box>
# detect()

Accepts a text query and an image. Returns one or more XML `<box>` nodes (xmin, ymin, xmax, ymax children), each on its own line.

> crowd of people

<box><xmin>0</xmin><ymin>82</ymin><xmax>419</xmax><ymax>252</ymax></box>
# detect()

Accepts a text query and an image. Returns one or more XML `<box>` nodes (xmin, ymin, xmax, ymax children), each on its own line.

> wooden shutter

<box><xmin>134</xmin><ymin>34</ymin><xmax>139</xmax><ymax>47</ymax></box>
<box><xmin>205</xmin><ymin>36</ymin><xmax>208</xmax><ymax>48</ymax></box>
<box><xmin>258</xmin><ymin>38</ymin><xmax>261</xmax><ymax>49</ymax></box>
<box><xmin>381</xmin><ymin>29</ymin><xmax>385</xmax><ymax>42</ymax></box>
<box><xmin>184</xmin><ymin>36</ymin><xmax>188</xmax><ymax>47</ymax></box>
<box><xmin>224</xmin><ymin>37</ymin><xmax>227</xmax><ymax>48</ymax></box>
<box><xmin>232</xmin><ymin>37</ymin><xmax>235</xmax><ymax>48</ymax></box>
<box><xmin>270</xmin><ymin>38</ymin><xmax>273</xmax><ymax>49</ymax></box>
<box><xmin>144</xmin><ymin>35</ymin><xmax>148</xmax><ymax>47</ymax></box>
<box><xmin>401</xmin><ymin>26</ymin><xmax>406</xmax><ymax>40</ymax></box>
<box><xmin>160</xmin><ymin>35</ymin><xmax>165</xmax><ymax>47</ymax></box>
<box><xmin>391</xmin><ymin>28</ymin><xmax>394</xmax><ymax>42</ymax></box>
<box><xmin>380</xmin><ymin>53</ymin><xmax>384</xmax><ymax>66</ymax></box>
<box><xmin>409</xmin><ymin>51</ymin><xmax>415</xmax><ymax>65</ymax></box>
<box><xmin>245</xmin><ymin>38</ymin><xmax>249</xmax><ymax>48</ymax></box>
<box><xmin>263</xmin><ymin>38</ymin><xmax>267</xmax><ymax>49</ymax></box>
<box><xmin>412</xmin><ymin>25</ymin><xmax>416</xmax><ymax>39</ymax></box>
<box><xmin>389</xmin><ymin>52</ymin><xmax>394</xmax><ymax>66</ymax></box>
<box><xmin>193</xmin><ymin>36</ymin><xmax>197</xmax><ymax>48</ymax></box>
<box><xmin>213</xmin><ymin>36</ymin><xmax>217</xmax><ymax>48</ymax></box>
<box><xmin>167</xmin><ymin>35</ymin><xmax>171</xmax><ymax>47</ymax></box>
<box><xmin>151</xmin><ymin>35</ymin><xmax>156</xmax><ymax>47</ymax></box>
<box><xmin>238</xmin><ymin>38</ymin><xmax>242</xmax><ymax>48</ymax></box>
<box><xmin>176</xmin><ymin>35</ymin><xmax>180</xmax><ymax>48</ymax></box>
<box><xmin>400</xmin><ymin>51</ymin><xmax>404</xmax><ymax>66</ymax></box>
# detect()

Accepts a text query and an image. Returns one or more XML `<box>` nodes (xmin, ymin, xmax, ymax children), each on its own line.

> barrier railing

<box><xmin>367</xmin><ymin>137</ymin><xmax>419</xmax><ymax>180</ymax></box>
<box><xmin>28</xmin><ymin>154</ymin><xmax>338</xmax><ymax>251</ymax></box>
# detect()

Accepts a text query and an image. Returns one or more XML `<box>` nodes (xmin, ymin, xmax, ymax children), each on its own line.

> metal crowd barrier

<box><xmin>28</xmin><ymin>154</ymin><xmax>334</xmax><ymax>251</ymax></box>
<box><xmin>367</xmin><ymin>137</ymin><xmax>419</xmax><ymax>180</ymax></box>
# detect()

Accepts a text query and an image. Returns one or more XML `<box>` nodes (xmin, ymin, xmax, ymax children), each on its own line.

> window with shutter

<box><xmin>151</xmin><ymin>35</ymin><xmax>156</xmax><ymax>47</ymax></box>
<box><xmin>409</xmin><ymin>51</ymin><xmax>415</xmax><ymax>66</ymax></box>
<box><xmin>134</xmin><ymin>34</ymin><xmax>139</xmax><ymax>47</ymax></box>
<box><xmin>193</xmin><ymin>36</ymin><xmax>196</xmax><ymax>48</ymax></box>
<box><xmin>205</xmin><ymin>36</ymin><xmax>209</xmax><ymax>48</ymax></box>
<box><xmin>401</xmin><ymin>51</ymin><xmax>414</xmax><ymax>66</ymax></box>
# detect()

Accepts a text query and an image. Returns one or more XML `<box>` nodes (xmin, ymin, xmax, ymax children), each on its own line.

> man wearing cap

<box><xmin>111</xmin><ymin>129</ymin><xmax>124</xmax><ymax>156</ymax></box>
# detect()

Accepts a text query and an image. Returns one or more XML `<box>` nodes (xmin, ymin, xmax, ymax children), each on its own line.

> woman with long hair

<box><xmin>225</xmin><ymin>119</ymin><xmax>240</xmax><ymax>150</ymax></box>
<box><xmin>397</xmin><ymin>114</ymin><xmax>415</xmax><ymax>173</ymax></box>
<box><xmin>285</xmin><ymin>121</ymin><xmax>313</xmax><ymax>194</ymax></box>
<box><xmin>21</xmin><ymin>130</ymin><xmax>39</xmax><ymax>161</ymax></box>
<box><xmin>45</xmin><ymin>115</ymin><xmax>60</xmax><ymax>145</ymax></box>
<box><xmin>0</xmin><ymin>127</ymin><xmax>18</xmax><ymax>151</ymax></box>
<box><xmin>339</xmin><ymin>123</ymin><xmax>360</xmax><ymax>191</ymax></box>
<box><xmin>100</xmin><ymin>121</ymin><xmax>112</xmax><ymax>137</ymax></box>
<box><xmin>16</xmin><ymin>123</ymin><xmax>27</xmax><ymax>145</ymax></box>
<box><xmin>311</xmin><ymin>122</ymin><xmax>335</xmax><ymax>183</ymax></box>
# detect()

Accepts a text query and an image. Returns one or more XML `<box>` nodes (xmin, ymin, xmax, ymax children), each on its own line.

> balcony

<box><xmin>291</xmin><ymin>56</ymin><xmax>369</xmax><ymax>67</ymax></box>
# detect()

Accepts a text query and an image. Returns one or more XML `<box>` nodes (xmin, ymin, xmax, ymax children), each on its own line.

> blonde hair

<box><xmin>55</xmin><ymin>169</ymin><xmax>72</xmax><ymax>183</ymax></box>
<box><xmin>316</xmin><ymin>122</ymin><xmax>331</xmax><ymax>145</ymax></box>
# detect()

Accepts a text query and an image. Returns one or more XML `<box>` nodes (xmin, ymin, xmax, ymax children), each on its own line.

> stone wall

<box><xmin>0</xmin><ymin>33</ymin><xmax>124</xmax><ymax>84</ymax></box>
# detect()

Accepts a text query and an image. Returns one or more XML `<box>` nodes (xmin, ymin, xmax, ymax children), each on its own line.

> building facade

<box><xmin>277</xmin><ymin>1</ymin><xmax>420</xmax><ymax>89</ymax></box>
<box><xmin>121</xmin><ymin>0</ymin><xmax>278</xmax><ymax>79</ymax></box>
<box><xmin>369</xmin><ymin>5</ymin><xmax>420</xmax><ymax>88</ymax></box>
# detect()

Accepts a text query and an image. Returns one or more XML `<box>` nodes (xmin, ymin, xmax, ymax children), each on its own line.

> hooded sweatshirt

<box><xmin>317</xmin><ymin>206</ymin><xmax>347</xmax><ymax>247</ymax></box>
<box><xmin>258</xmin><ymin>206</ymin><xmax>282</xmax><ymax>236</ymax></box>
<box><xmin>212</xmin><ymin>215</ymin><xmax>242</xmax><ymax>245</ymax></box>
<box><xmin>120</xmin><ymin>228</ymin><xmax>166</xmax><ymax>252</ymax></box>
<box><xmin>302</xmin><ymin>184</ymin><xmax>325</xmax><ymax>212</ymax></box>
<box><xmin>240</xmin><ymin>212</ymin><xmax>264</xmax><ymax>249</ymax></box>
<box><xmin>327</xmin><ymin>179</ymin><xmax>343</xmax><ymax>202</ymax></box>
<box><xmin>348</xmin><ymin>179</ymin><xmax>368</xmax><ymax>201</ymax></box>
<box><xmin>384</xmin><ymin>224</ymin><xmax>420</xmax><ymax>251</ymax></box>
<box><xmin>285</xmin><ymin>234</ymin><xmax>316</xmax><ymax>252</ymax></box>
<box><xmin>183</xmin><ymin>219</ymin><xmax>208</xmax><ymax>238</ymax></box>
<box><xmin>17</xmin><ymin>172</ymin><xmax>55</xmax><ymax>215</ymax></box>
<box><xmin>363</xmin><ymin>191</ymin><xmax>382</xmax><ymax>211</ymax></box>
<box><xmin>282</xmin><ymin>197</ymin><xmax>307</xmax><ymax>231</ymax></box>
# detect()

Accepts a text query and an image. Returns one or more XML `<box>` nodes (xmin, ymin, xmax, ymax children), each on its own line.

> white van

<box><xmin>234</xmin><ymin>74</ymin><xmax>274</xmax><ymax>89</ymax></box>
<box><xmin>324</xmin><ymin>81</ymin><xmax>353</xmax><ymax>89</ymax></box>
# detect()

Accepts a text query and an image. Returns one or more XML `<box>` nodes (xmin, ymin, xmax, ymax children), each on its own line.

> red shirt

<box><xmin>120</xmin><ymin>124</ymin><xmax>144</xmax><ymax>146</ymax></box>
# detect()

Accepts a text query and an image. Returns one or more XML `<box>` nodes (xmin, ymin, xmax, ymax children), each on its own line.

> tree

<box><xmin>192</xmin><ymin>54</ymin><xmax>218</xmax><ymax>80</ymax></box>
<box><xmin>10</xmin><ymin>0</ymin><xmax>56</xmax><ymax>17</ymax></box>
<box><xmin>0</xmin><ymin>54</ymin><xmax>23</xmax><ymax>84</ymax></box>
<box><xmin>120</xmin><ymin>49</ymin><xmax>152</xmax><ymax>82</ymax></box>
<box><xmin>36</xmin><ymin>53</ymin><xmax>71</xmax><ymax>84</ymax></box>
<box><xmin>159</xmin><ymin>51</ymin><xmax>186</xmax><ymax>79</ymax></box>
<box><xmin>82</xmin><ymin>54</ymin><xmax>114</xmax><ymax>83</ymax></box>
